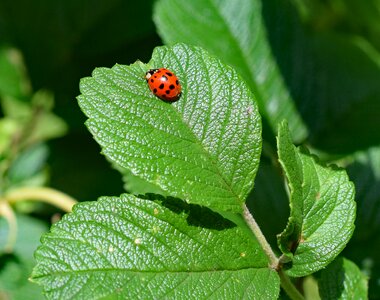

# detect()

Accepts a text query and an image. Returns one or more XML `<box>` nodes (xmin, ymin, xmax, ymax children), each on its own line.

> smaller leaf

<box><xmin>347</xmin><ymin>145</ymin><xmax>380</xmax><ymax>240</ymax></box>
<box><xmin>277</xmin><ymin>121</ymin><xmax>356</xmax><ymax>277</ymax></box>
<box><xmin>0</xmin><ymin>46</ymin><xmax>31</xmax><ymax>100</ymax></box>
<box><xmin>0</xmin><ymin>118</ymin><xmax>19</xmax><ymax>156</ymax></box>
<box><xmin>32</xmin><ymin>194</ymin><xmax>280</xmax><ymax>299</ymax></box>
<box><xmin>122</xmin><ymin>169</ymin><xmax>167</xmax><ymax>196</ymax></box>
<box><xmin>317</xmin><ymin>257</ymin><xmax>368</xmax><ymax>300</ymax></box>
<box><xmin>8</xmin><ymin>143</ymin><xmax>49</xmax><ymax>183</ymax></box>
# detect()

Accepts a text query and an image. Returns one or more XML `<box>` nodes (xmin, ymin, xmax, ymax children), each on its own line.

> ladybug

<box><xmin>145</xmin><ymin>68</ymin><xmax>182</xmax><ymax>101</ymax></box>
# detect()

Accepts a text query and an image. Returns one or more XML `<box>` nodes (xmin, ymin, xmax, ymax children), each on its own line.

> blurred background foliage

<box><xmin>0</xmin><ymin>0</ymin><xmax>380</xmax><ymax>299</ymax></box>
<box><xmin>0</xmin><ymin>0</ymin><xmax>159</xmax><ymax>202</ymax></box>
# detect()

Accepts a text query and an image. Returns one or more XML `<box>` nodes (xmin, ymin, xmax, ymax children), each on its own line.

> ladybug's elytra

<box><xmin>145</xmin><ymin>68</ymin><xmax>182</xmax><ymax>101</ymax></box>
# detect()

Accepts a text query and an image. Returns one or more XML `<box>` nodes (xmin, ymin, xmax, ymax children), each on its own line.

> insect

<box><xmin>145</xmin><ymin>68</ymin><xmax>182</xmax><ymax>101</ymax></box>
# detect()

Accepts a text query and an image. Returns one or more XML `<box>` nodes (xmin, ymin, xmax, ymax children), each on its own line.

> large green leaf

<box><xmin>276</xmin><ymin>121</ymin><xmax>356</xmax><ymax>277</ymax></box>
<box><xmin>78</xmin><ymin>43</ymin><xmax>262</xmax><ymax>214</ymax></box>
<box><xmin>317</xmin><ymin>257</ymin><xmax>368</xmax><ymax>299</ymax></box>
<box><xmin>154</xmin><ymin>0</ymin><xmax>308</xmax><ymax>143</ymax></box>
<box><xmin>31</xmin><ymin>194</ymin><xmax>280</xmax><ymax>299</ymax></box>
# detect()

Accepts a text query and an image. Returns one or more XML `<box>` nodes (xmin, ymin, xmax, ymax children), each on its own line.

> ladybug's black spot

<box><xmin>153</xmin><ymin>88</ymin><xmax>157</xmax><ymax>94</ymax></box>
<box><xmin>169</xmin><ymin>84</ymin><xmax>175</xmax><ymax>90</ymax></box>
<box><xmin>176</xmin><ymin>80</ymin><xmax>179</xmax><ymax>85</ymax></box>
<box><xmin>161</xmin><ymin>75</ymin><xmax>168</xmax><ymax>81</ymax></box>
<box><xmin>159</xmin><ymin>83</ymin><xmax>165</xmax><ymax>89</ymax></box>
<box><xmin>165</xmin><ymin>72</ymin><xmax>173</xmax><ymax>76</ymax></box>
<box><xmin>165</xmin><ymin>90</ymin><xmax>170</xmax><ymax>94</ymax></box>
<box><xmin>150</xmin><ymin>79</ymin><xmax>154</xmax><ymax>83</ymax></box>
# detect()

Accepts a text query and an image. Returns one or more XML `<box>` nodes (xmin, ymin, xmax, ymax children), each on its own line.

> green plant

<box><xmin>30</xmin><ymin>43</ymin><xmax>364</xmax><ymax>299</ymax></box>
<box><xmin>1</xmin><ymin>0</ymin><xmax>379</xmax><ymax>298</ymax></box>
<box><xmin>0</xmin><ymin>46</ymin><xmax>75</xmax><ymax>299</ymax></box>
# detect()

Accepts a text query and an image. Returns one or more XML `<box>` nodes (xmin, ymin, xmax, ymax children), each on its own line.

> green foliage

<box><xmin>317</xmin><ymin>257</ymin><xmax>368</xmax><ymax>299</ymax></box>
<box><xmin>155</xmin><ymin>0</ymin><xmax>308</xmax><ymax>143</ymax></box>
<box><xmin>1</xmin><ymin>0</ymin><xmax>378</xmax><ymax>299</ymax></box>
<box><xmin>78</xmin><ymin>43</ymin><xmax>262</xmax><ymax>215</ymax></box>
<box><xmin>0</xmin><ymin>47</ymin><xmax>67</xmax><ymax>193</ymax></box>
<box><xmin>0</xmin><ymin>45</ymin><xmax>67</xmax><ymax>299</ymax></box>
<box><xmin>32</xmin><ymin>194</ymin><xmax>280</xmax><ymax>299</ymax></box>
<box><xmin>277</xmin><ymin>121</ymin><xmax>355</xmax><ymax>277</ymax></box>
<box><xmin>0</xmin><ymin>214</ymin><xmax>47</xmax><ymax>299</ymax></box>
<box><xmin>30</xmin><ymin>44</ymin><xmax>361</xmax><ymax>299</ymax></box>
<box><xmin>154</xmin><ymin>0</ymin><xmax>380</xmax><ymax>153</ymax></box>
<box><xmin>345</xmin><ymin>146</ymin><xmax>380</xmax><ymax>299</ymax></box>
<box><xmin>0</xmin><ymin>46</ymin><xmax>30</xmax><ymax>100</ymax></box>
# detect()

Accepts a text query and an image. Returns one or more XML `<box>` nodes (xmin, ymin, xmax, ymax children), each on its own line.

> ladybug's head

<box><xmin>145</xmin><ymin>69</ymin><xmax>158</xmax><ymax>81</ymax></box>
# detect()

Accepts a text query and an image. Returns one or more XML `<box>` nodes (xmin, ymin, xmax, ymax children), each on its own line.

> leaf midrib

<box><xmin>155</xmin><ymin>46</ymin><xmax>246</xmax><ymax>209</ymax></box>
<box><xmin>33</xmin><ymin>266</ymin><xmax>269</xmax><ymax>278</ymax></box>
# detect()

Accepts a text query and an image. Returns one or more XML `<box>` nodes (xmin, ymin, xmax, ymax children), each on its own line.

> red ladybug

<box><xmin>145</xmin><ymin>68</ymin><xmax>182</xmax><ymax>101</ymax></box>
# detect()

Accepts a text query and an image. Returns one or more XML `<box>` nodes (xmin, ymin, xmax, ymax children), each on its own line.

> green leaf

<box><xmin>1</xmin><ymin>90</ymin><xmax>67</xmax><ymax>142</ymax></box>
<box><xmin>293</xmin><ymin>0</ymin><xmax>380</xmax><ymax>50</ymax></box>
<box><xmin>28</xmin><ymin>90</ymin><xmax>68</xmax><ymax>142</ymax></box>
<box><xmin>0</xmin><ymin>214</ymin><xmax>47</xmax><ymax>299</ymax></box>
<box><xmin>78</xmin><ymin>43</ymin><xmax>262</xmax><ymax>214</ymax></box>
<box><xmin>31</xmin><ymin>194</ymin><xmax>280</xmax><ymax>299</ymax></box>
<box><xmin>123</xmin><ymin>169</ymin><xmax>167</xmax><ymax>196</ymax></box>
<box><xmin>154</xmin><ymin>0</ymin><xmax>308</xmax><ymax>142</ymax></box>
<box><xmin>317</xmin><ymin>257</ymin><xmax>368</xmax><ymax>299</ymax></box>
<box><xmin>346</xmin><ymin>145</ymin><xmax>380</xmax><ymax>241</ymax></box>
<box><xmin>343</xmin><ymin>234</ymin><xmax>380</xmax><ymax>300</ymax></box>
<box><xmin>276</xmin><ymin>121</ymin><xmax>356</xmax><ymax>277</ymax></box>
<box><xmin>8</xmin><ymin>143</ymin><xmax>49</xmax><ymax>184</ymax></box>
<box><xmin>344</xmin><ymin>145</ymin><xmax>380</xmax><ymax>299</ymax></box>
<box><xmin>0</xmin><ymin>118</ymin><xmax>19</xmax><ymax>156</ymax></box>
<box><xmin>0</xmin><ymin>46</ymin><xmax>31</xmax><ymax>100</ymax></box>
<box><xmin>305</xmin><ymin>35</ymin><xmax>380</xmax><ymax>153</ymax></box>
<box><xmin>262</xmin><ymin>2</ymin><xmax>380</xmax><ymax>153</ymax></box>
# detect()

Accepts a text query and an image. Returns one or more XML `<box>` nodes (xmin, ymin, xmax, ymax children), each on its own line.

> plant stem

<box><xmin>242</xmin><ymin>204</ymin><xmax>305</xmax><ymax>300</ymax></box>
<box><xmin>242</xmin><ymin>204</ymin><xmax>278</xmax><ymax>268</ymax></box>
<box><xmin>279</xmin><ymin>270</ymin><xmax>305</xmax><ymax>300</ymax></box>
<box><xmin>6</xmin><ymin>187</ymin><xmax>77</xmax><ymax>212</ymax></box>
<box><xmin>0</xmin><ymin>200</ymin><xmax>17</xmax><ymax>252</ymax></box>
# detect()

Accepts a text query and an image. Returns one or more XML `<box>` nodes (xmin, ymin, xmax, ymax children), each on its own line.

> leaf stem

<box><xmin>5</xmin><ymin>187</ymin><xmax>77</xmax><ymax>212</ymax></box>
<box><xmin>0</xmin><ymin>200</ymin><xmax>17</xmax><ymax>252</ymax></box>
<box><xmin>279</xmin><ymin>269</ymin><xmax>305</xmax><ymax>300</ymax></box>
<box><xmin>242</xmin><ymin>204</ymin><xmax>305</xmax><ymax>300</ymax></box>
<box><xmin>242</xmin><ymin>204</ymin><xmax>278</xmax><ymax>268</ymax></box>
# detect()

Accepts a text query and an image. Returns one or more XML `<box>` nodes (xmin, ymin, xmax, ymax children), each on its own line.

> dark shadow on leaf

<box><xmin>139</xmin><ymin>193</ymin><xmax>236</xmax><ymax>230</ymax></box>
<box><xmin>316</xmin><ymin>257</ymin><xmax>345</xmax><ymax>299</ymax></box>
